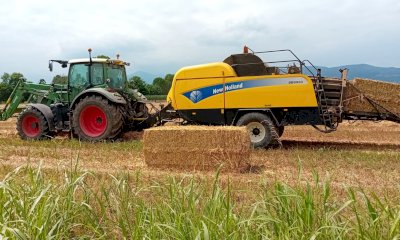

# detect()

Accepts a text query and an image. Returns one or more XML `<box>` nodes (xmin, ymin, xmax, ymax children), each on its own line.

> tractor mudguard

<box><xmin>71</xmin><ymin>88</ymin><xmax>127</xmax><ymax>108</ymax></box>
<box><xmin>28</xmin><ymin>103</ymin><xmax>55</xmax><ymax>131</ymax></box>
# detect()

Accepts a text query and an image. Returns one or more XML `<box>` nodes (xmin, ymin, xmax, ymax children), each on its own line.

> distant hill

<box><xmin>318</xmin><ymin>64</ymin><xmax>400</xmax><ymax>83</ymax></box>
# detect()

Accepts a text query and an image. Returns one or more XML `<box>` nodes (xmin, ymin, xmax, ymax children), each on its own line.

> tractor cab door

<box><xmin>68</xmin><ymin>63</ymin><xmax>105</xmax><ymax>102</ymax></box>
<box><xmin>68</xmin><ymin>63</ymin><xmax>89</xmax><ymax>101</ymax></box>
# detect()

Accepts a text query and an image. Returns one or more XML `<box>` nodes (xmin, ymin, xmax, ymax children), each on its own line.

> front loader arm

<box><xmin>0</xmin><ymin>81</ymin><xmax>54</xmax><ymax>121</ymax></box>
<box><xmin>0</xmin><ymin>80</ymin><xmax>24</xmax><ymax>121</ymax></box>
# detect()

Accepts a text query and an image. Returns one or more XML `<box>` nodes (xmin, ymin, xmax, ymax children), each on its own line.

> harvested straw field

<box><xmin>143</xmin><ymin>125</ymin><xmax>250</xmax><ymax>171</ymax></box>
<box><xmin>344</xmin><ymin>78</ymin><xmax>400</xmax><ymax>115</ymax></box>
<box><xmin>0</xmin><ymin>117</ymin><xmax>399</xmax><ymax>238</ymax></box>
<box><xmin>0</xmin><ymin>118</ymin><xmax>399</xmax><ymax>189</ymax></box>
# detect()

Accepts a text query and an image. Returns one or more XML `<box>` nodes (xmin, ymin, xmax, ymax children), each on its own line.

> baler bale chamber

<box><xmin>342</xmin><ymin>78</ymin><xmax>400</xmax><ymax>123</ymax></box>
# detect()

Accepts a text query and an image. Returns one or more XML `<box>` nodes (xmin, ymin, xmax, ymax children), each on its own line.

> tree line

<box><xmin>0</xmin><ymin>72</ymin><xmax>28</xmax><ymax>102</ymax></box>
<box><xmin>0</xmin><ymin>72</ymin><xmax>172</xmax><ymax>102</ymax></box>
<box><xmin>127</xmin><ymin>74</ymin><xmax>173</xmax><ymax>95</ymax></box>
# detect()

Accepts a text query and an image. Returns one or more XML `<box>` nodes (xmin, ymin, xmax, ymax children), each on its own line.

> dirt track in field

<box><xmin>0</xmin><ymin>117</ymin><xmax>399</xmax><ymax>196</ymax></box>
<box><xmin>282</xmin><ymin>139</ymin><xmax>400</xmax><ymax>150</ymax></box>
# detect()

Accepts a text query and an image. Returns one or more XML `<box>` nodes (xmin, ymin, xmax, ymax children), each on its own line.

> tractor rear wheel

<box><xmin>17</xmin><ymin>107</ymin><xmax>50</xmax><ymax>140</ymax></box>
<box><xmin>236</xmin><ymin>112</ymin><xmax>277</xmax><ymax>148</ymax></box>
<box><xmin>72</xmin><ymin>95</ymin><xmax>123</xmax><ymax>141</ymax></box>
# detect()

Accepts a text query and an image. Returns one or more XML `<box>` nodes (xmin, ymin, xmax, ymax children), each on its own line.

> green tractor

<box><xmin>0</xmin><ymin>49</ymin><xmax>160</xmax><ymax>141</ymax></box>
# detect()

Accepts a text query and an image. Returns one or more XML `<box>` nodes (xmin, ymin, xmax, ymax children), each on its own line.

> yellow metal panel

<box><xmin>174</xmin><ymin>77</ymin><xmax>224</xmax><ymax>110</ymax></box>
<box><xmin>168</xmin><ymin>62</ymin><xmax>236</xmax><ymax>109</ymax></box>
<box><xmin>175</xmin><ymin>62</ymin><xmax>236</xmax><ymax>79</ymax></box>
<box><xmin>168</xmin><ymin>62</ymin><xmax>318</xmax><ymax>110</ymax></box>
<box><xmin>224</xmin><ymin>74</ymin><xmax>318</xmax><ymax>108</ymax></box>
<box><xmin>167</xmin><ymin>80</ymin><xmax>177</xmax><ymax>108</ymax></box>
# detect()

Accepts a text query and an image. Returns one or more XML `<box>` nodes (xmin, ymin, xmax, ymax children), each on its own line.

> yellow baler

<box><xmin>166</xmin><ymin>49</ymin><xmax>345</xmax><ymax>147</ymax></box>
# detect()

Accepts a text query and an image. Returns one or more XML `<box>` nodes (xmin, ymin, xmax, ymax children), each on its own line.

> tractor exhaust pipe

<box><xmin>88</xmin><ymin>48</ymin><xmax>93</xmax><ymax>65</ymax></box>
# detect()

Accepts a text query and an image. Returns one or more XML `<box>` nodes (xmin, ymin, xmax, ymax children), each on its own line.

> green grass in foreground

<box><xmin>0</xmin><ymin>165</ymin><xmax>399</xmax><ymax>239</ymax></box>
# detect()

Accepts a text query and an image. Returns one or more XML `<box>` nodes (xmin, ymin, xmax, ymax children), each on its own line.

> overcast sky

<box><xmin>0</xmin><ymin>0</ymin><xmax>399</xmax><ymax>82</ymax></box>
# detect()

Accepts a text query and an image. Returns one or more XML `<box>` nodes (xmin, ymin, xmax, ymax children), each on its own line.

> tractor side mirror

<box><xmin>49</xmin><ymin>61</ymin><xmax>53</xmax><ymax>72</ymax></box>
<box><xmin>61</xmin><ymin>63</ymin><xmax>68</xmax><ymax>68</ymax></box>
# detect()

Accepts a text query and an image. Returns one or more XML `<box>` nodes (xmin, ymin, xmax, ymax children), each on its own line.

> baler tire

<box><xmin>278</xmin><ymin>126</ymin><xmax>284</xmax><ymax>137</ymax></box>
<box><xmin>72</xmin><ymin>95</ymin><xmax>123</xmax><ymax>141</ymax></box>
<box><xmin>17</xmin><ymin>107</ymin><xmax>51</xmax><ymax>140</ymax></box>
<box><xmin>236</xmin><ymin>112</ymin><xmax>276</xmax><ymax>148</ymax></box>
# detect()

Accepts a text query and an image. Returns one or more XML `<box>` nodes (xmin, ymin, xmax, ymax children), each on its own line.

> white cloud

<box><xmin>0</xmin><ymin>0</ymin><xmax>399</xmax><ymax>81</ymax></box>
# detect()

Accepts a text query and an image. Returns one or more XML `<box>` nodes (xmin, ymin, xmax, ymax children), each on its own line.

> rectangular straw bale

<box><xmin>344</xmin><ymin>78</ymin><xmax>400</xmax><ymax>115</ymax></box>
<box><xmin>143</xmin><ymin>125</ymin><xmax>251</xmax><ymax>172</ymax></box>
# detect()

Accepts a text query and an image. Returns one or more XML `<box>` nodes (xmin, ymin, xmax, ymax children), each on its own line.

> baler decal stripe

<box><xmin>182</xmin><ymin>77</ymin><xmax>307</xmax><ymax>103</ymax></box>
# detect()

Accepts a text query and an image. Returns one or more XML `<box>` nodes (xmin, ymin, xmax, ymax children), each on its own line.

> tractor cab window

<box><xmin>106</xmin><ymin>64</ymin><xmax>126</xmax><ymax>89</ymax></box>
<box><xmin>69</xmin><ymin>64</ymin><xmax>89</xmax><ymax>88</ymax></box>
<box><xmin>91</xmin><ymin>63</ymin><xmax>104</xmax><ymax>85</ymax></box>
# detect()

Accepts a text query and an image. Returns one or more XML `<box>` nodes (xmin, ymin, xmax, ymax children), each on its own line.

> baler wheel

<box><xmin>236</xmin><ymin>112</ymin><xmax>277</xmax><ymax>148</ymax></box>
<box><xmin>72</xmin><ymin>95</ymin><xmax>123</xmax><ymax>141</ymax></box>
<box><xmin>278</xmin><ymin>126</ymin><xmax>285</xmax><ymax>137</ymax></box>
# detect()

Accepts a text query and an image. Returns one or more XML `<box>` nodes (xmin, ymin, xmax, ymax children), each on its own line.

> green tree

<box><xmin>39</xmin><ymin>79</ymin><xmax>46</xmax><ymax>84</ymax></box>
<box><xmin>123</xmin><ymin>73</ymin><xmax>175</xmax><ymax>96</ymax></box>
<box><xmin>146</xmin><ymin>84</ymin><xmax>162</xmax><ymax>95</ymax></box>
<box><xmin>52</xmin><ymin>75</ymin><xmax>68</xmax><ymax>85</ymax></box>
<box><xmin>128</xmin><ymin>76</ymin><xmax>149</xmax><ymax>95</ymax></box>
<box><xmin>1</xmin><ymin>73</ymin><xmax>10</xmax><ymax>84</ymax></box>
<box><xmin>152</xmin><ymin>75</ymin><xmax>173</xmax><ymax>95</ymax></box>
<box><xmin>0</xmin><ymin>72</ymin><xmax>26</xmax><ymax>102</ymax></box>
<box><xmin>1</xmin><ymin>72</ymin><xmax>25</xmax><ymax>89</ymax></box>
<box><xmin>164</xmin><ymin>74</ymin><xmax>174</xmax><ymax>83</ymax></box>
<box><xmin>0</xmin><ymin>82</ymin><xmax>12</xmax><ymax>102</ymax></box>
<box><xmin>164</xmin><ymin>74</ymin><xmax>174</xmax><ymax>93</ymax></box>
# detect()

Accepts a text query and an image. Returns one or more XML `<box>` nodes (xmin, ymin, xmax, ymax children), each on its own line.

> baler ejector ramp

<box><xmin>343</xmin><ymin>79</ymin><xmax>400</xmax><ymax>123</ymax></box>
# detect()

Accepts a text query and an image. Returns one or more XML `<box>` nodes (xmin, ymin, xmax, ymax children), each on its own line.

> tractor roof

<box><xmin>68</xmin><ymin>58</ymin><xmax>129</xmax><ymax>66</ymax></box>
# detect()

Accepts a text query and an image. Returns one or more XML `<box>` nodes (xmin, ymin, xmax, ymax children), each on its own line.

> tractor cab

<box><xmin>67</xmin><ymin>58</ymin><xmax>128</xmax><ymax>89</ymax></box>
<box><xmin>66</xmin><ymin>58</ymin><xmax>129</xmax><ymax>100</ymax></box>
<box><xmin>49</xmin><ymin>50</ymin><xmax>130</xmax><ymax>102</ymax></box>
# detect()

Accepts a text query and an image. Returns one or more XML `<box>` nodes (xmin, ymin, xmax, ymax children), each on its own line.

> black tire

<box><xmin>17</xmin><ymin>107</ymin><xmax>50</xmax><ymax>140</ymax></box>
<box><xmin>236</xmin><ymin>112</ymin><xmax>277</xmax><ymax>148</ymax></box>
<box><xmin>278</xmin><ymin>126</ymin><xmax>284</xmax><ymax>137</ymax></box>
<box><xmin>72</xmin><ymin>95</ymin><xmax>123</xmax><ymax>141</ymax></box>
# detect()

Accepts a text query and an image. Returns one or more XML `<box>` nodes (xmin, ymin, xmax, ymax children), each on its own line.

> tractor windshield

<box><xmin>106</xmin><ymin>64</ymin><xmax>127</xmax><ymax>89</ymax></box>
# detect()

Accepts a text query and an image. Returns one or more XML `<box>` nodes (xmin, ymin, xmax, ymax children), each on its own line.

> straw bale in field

<box><xmin>143</xmin><ymin>126</ymin><xmax>251</xmax><ymax>171</ymax></box>
<box><xmin>344</xmin><ymin>78</ymin><xmax>400</xmax><ymax>115</ymax></box>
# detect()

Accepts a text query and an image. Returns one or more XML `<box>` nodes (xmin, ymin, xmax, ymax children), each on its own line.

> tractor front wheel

<box><xmin>17</xmin><ymin>107</ymin><xmax>50</xmax><ymax>140</ymax></box>
<box><xmin>72</xmin><ymin>96</ymin><xmax>123</xmax><ymax>141</ymax></box>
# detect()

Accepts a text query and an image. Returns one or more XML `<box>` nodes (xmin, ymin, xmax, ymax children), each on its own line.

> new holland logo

<box><xmin>189</xmin><ymin>90</ymin><xmax>202</xmax><ymax>103</ymax></box>
<box><xmin>212</xmin><ymin>83</ymin><xmax>244</xmax><ymax>94</ymax></box>
<box><xmin>182</xmin><ymin>77</ymin><xmax>306</xmax><ymax>103</ymax></box>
